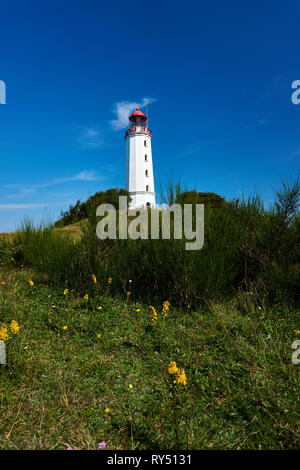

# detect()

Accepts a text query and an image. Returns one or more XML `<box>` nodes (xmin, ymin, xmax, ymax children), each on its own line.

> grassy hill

<box><xmin>0</xmin><ymin>266</ymin><xmax>299</xmax><ymax>450</ymax></box>
<box><xmin>0</xmin><ymin>180</ymin><xmax>299</xmax><ymax>449</ymax></box>
<box><xmin>55</xmin><ymin>220</ymin><xmax>86</xmax><ymax>241</ymax></box>
<box><xmin>0</xmin><ymin>232</ymin><xmax>15</xmax><ymax>242</ymax></box>
<box><xmin>0</xmin><ymin>220</ymin><xmax>86</xmax><ymax>243</ymax></box>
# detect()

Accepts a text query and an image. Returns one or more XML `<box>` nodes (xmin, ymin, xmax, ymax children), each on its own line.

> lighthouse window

<box><xmin>146</xmin><ymin>185</ymin><xmax>149</xmax><ymax>192</ymax></box>
<box><xmin>145</xmin><ymin>154</ymin><xmax>148</xmax><ymax>161</ymax></box>
<box><xmin>144</xmin><ymin>140</ymin><xmax>147</xmax><ymax>147</ymax></box>
<box><xmin>145</xmin><ymin>169</ymin><xmax>149</xmax><ymax>177</ymax></box>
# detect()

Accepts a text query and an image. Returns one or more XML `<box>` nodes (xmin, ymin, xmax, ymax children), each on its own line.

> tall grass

<box><xmin>11</xmin><ymin>178</ymin><xmax>300</xmax><ymax>308</ymax></box>
<box><xmin>13</xmin><ymin>219</ymin><xmax>89</xmax><ymax>288</ymax></box>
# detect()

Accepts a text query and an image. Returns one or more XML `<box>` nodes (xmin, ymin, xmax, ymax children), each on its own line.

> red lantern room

<box><xmin>126</xmin><ymin>107</ymin><xmax>152</xmax><ymax>137</ymax></box>
<box><xmin>129</xmin><ymin>107</ymin><xmax>147</xmax><ymax>126</ymax></box>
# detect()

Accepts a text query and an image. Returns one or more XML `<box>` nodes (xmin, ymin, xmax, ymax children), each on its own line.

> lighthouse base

<box><xmin>129</xmin><ymin>191</ymin><xmax>156</xmax><ymax>209</ymax></box>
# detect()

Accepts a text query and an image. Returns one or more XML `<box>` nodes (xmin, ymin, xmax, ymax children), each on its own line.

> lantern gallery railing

<box><xmin>125</xmin><ymin>127</ymin><xmax>152</xmax><ymax>137</ymax></box>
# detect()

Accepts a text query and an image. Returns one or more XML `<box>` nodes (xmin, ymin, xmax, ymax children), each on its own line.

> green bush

<box><xmin>15</xmin><ymin>179</ymin><xmax>299</xmax><ymax>309</ymax></box>
<box><xmin>0</xmin><ymin>240</ymin><xmax>12</xmax><ymax>266</ymax></box>
<box><xmin>55</xmin><ymin>187</ymin><xmax>131</xmax><ymax>227</ymax></box>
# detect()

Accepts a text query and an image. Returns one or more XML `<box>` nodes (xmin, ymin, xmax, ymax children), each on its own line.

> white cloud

<box><xmin>77</xmin><ymin>126</ymin><xmax>104</xmax><ymax>148</ymax></box>
<box><xmin>6</xmin><ymin>188</ymin><xmax>37</xmax><ymax>199</ymax></box>
<box><xmin>4</xmin><ymin>171</ymin><xmax>100</xmax><ymax>191</ymax></box>
<box><xmin>246</xmin><ymin>117</ymin><xmax>267</xmax><ymax>129</ymax></box>
<box><xmin>167</xmin><ymin>149</ymin><xmax>197</xmax><ymax>161</ymax></box>
<box><xmin>3</xmin><ymin>171</ymin><xmax>102</xmax><ymax>200</ymax></box>
<box><xmin>0</xmin><ymin>202</ymin><xmax>71</xmax><ymax>210</ymax></box>
<box><xmin>110</xmin><ymin>97</ymin><xmax>156</xmax><ymax>131</ymax></box>
<box><xmin>57</xmin><ymin>170</ymin><xmax>100</xmax><ymax>183</ymax></box>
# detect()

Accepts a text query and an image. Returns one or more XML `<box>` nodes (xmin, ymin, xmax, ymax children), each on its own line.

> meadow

<box><xmin>0</xmin><ymin>180</ymin><xmax>299</xmax><ymax>450</ymax></box>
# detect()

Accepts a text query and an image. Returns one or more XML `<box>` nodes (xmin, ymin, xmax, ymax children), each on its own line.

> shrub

<box><xmin>14</xmin><ymin>178</ymin><xmax>299</xmax><ymax>309</ymax></box>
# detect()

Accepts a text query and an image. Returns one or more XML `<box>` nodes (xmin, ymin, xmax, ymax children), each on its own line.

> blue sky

<box><xmin>0</xmin><ymin>0</ymin><xmax>299</xmax><ymax>231</ymax></box>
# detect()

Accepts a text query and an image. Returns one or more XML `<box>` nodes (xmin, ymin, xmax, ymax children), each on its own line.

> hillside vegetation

<box><xmin>54</xmin><ymin>188</ymin><xmax>131</xmax><ymax>227</ymax></box>
<box><xmin>0</xmin><ymin>266</ymin><xmax>299</xmax><ymax>449</ymax></box>
<box><xmin>0</xmin><ymin>179</ymin><xmax>299</xmax><ymax>449</ymax></box>
<box><xmin>1</xmin><ymin>180</ymin><xmax>298</xmax><ymax>310</ymax></box>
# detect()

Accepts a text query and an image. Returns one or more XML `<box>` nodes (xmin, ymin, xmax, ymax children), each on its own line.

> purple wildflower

<box><xmin>98</xmin><ymin>441</ymin><xmax>107</xmax><ymax>450</ymax></box>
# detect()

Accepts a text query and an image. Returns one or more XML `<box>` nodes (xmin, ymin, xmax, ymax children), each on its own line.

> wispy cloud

<box><xmin>110</xmin><ymin>97</ymin><xmax>156</xmax><ymax>131</ymax></box>
<box><xmin>3</xmin><ymin>171</ymin><xmax>102</xmax><ymax>199</ymax></box>
<box><xmin>246</xmin><ymin>117</ymin><xmax>267</xmax><ymax>129</ymax></box>
<box><xmin>0</xmin><ymin>202</ymin><xmax>71</xmax><ymax>210</ymax></box>
<box><xmin>5</xmin><ymin>171</ymin><xmax>100</xmax><ymax>191</ymax></box>
<box><xmin>52</xmin><ymin>170</ymin><xmax>101</xmax><ymax>185</ymax></box>
<box><xmin>76</xmin><ymin>126</ymin><xmax>104</xmax><ymax>148</ymax></box>
<box><xmin>75</xmin><ymin>97</ymin><xmax>156</xmax><ymax>148</ymax></box>
<box><xmin>6</xmin><ymin>188</ymin><xmax>37</xmax><ymax>199</ymax></box>
<box><xmin>166</xmin><ymin>149</ymin><xmax>197</xmax><ymax>161</ymax></box>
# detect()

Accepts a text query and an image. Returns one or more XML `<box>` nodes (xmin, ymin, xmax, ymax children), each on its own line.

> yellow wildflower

<box><xmin>63</xmin><ymin>325</ymin><xmax>68</xmax><ymax>330</ymax></box>
<box><xmin>162</xmin><ymin>300</ymin><xmax>170</xmax><ymax>317</ymax></box>
<box><xmin>97</xmin><ymin>306</ymin><xmax>102</xmax><ymax>310</ymax></box>
<box><xmin>168</xmin><ymin>361</ymin><xmax>179</xmax><ymax>375</ymax></box>
<box><xmin>108</xmin><ymin>277</ymin><xmax>112</xmax><ymax>285</ymax></box>
<box><xmin>136</xmin><ymin>308</ymin><xmax>140</xmax><ymax>312</ymax></box>
<box><xmin>105</xmin><ymin>408</ymin><xmax>110</xmax><ymax>413</ymax></box>
<box><xmin>0</xmin><ymin>324</ymin><xmax>9</xmax><ymax>342</ymax></box>
<box><xmin>10</xmin><ymin>320</ymin><xmax>20</xmax><ymax>334</ymax></box>
<box><xmin>129</xmin><ymin>384</ymin><xmax>133</xmax><ymax>389</ymax></box>
<box><xmin>52</xmin><ymin>305</ymin><xmax>56</xmax><ymax>309</ymax></box>
<box><xmin>83</xmin><ymin>294</ymin><xmax>89</xmax><ymax>300</ymax></box>
<box><xmin>24</xmin><ymin>346</ymin><xmax>28</xmax><ymax>350</ymax></box>
<box><xmin>176</xmin><ymin>368</ymin><xmax>187</xmax><ymax>386</ymax></box>
<box><xmin>63</xmin><ymin>288</ymin><xmax>69</xmax><ymax>295</ymax></box>
<box><xmin>149</xmin><ymin>306</ymin><xmax>157</xmax><ymax>324</ymax></box>
<box><xmin>97</xmin><ymin>333</ymin><xmax>102</xmax><ymax>339</ymax></box>
<box><xmin>91</xmin><ymin>274</ymin><xmax>97</xmax><ymax>284</ymax></box>
<box><xmin>28</xmin><ymin>279</ymin><xmax>34</xmax><ymax>286</ymax></box>
<box><xmin>127</xmin><ymin>291</ymin><xmax>131</xmax><ymax>296</ymax></box>
<box><xmin>10</xmin><ymin>257</ymin><xmax>15</xmax><ymax>261</ymax></box>
<box><xmin>1</xmin><ymin>281</ymin><xmax>5</xmax><ymax>286</ymax></box>
<box><xmin>293</xmin><ymin>329</ymin><xmax>300</xmax><ymax>335</ymax></box>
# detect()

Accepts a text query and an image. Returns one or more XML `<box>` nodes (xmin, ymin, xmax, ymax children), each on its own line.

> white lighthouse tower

<box><xmin>125</xmin><ymin>107</ymin><xmax>156</xmax><ymax>208</ymax></box>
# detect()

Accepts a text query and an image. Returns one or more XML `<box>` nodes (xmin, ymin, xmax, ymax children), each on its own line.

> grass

<box><xmin>0</xmin><ymin>266</ymin><xmax>299</xmax><ymax>450</ymax></box>
<box><xmin>55</xmin><ymin>220</ymin><xmax>86</xmax><ymax>242</ymax></box>
<box><xmin>0</xmin><ymin>233</ymin><xmax>15</xmax><ymax>242</ymax></box>
<box><xmin>2</xmin><ymin>179</ymin><xmax>299</xmax><ymax>309</ymax></box>
<box><xmin>0</xmin><ymin>220</ymin><xmax>85</xmax><ymax>244</ymax></box>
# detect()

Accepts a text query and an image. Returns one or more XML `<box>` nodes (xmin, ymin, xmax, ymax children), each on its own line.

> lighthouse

<box><xmin>125</xmin><ymin>107</ymin><xmax>156</xmax><ymax>208</ymax></box>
